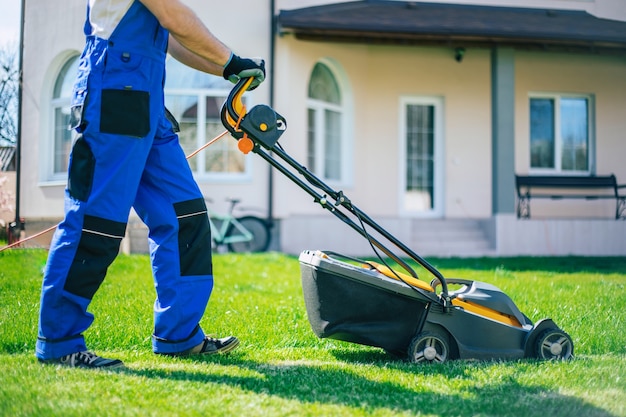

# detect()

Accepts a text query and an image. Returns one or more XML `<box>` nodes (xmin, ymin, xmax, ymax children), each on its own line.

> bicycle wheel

<box><xmin>227</xmin><ymin>216</ymin><xmax>271</xmax><ymax>253</ymax></box>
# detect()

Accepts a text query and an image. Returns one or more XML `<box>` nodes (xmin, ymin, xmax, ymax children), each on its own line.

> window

<box><xmin>50</xmin><ymin>55</ymin><xmax>79</xmax><ymax>180</ymax></box>
<box><xmin>529</xmin><ymin>94</ymin><xmax>593</xmax><ymax>173</ymax></box>
<box><xmin>307</xmin><ymin>61</ymin><xmax>349</xmax><ymax>183</ymax></box>
<box><xmin>164</xmin><ymin>58</ymin><xmax>247</xmax><ymax>180</ymax></box>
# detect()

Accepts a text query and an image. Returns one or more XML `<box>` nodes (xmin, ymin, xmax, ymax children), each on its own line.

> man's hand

<box><xmin>223</xmin><ymin>54</ymin><xmax>266</xmax><ymax>90</ymax></box>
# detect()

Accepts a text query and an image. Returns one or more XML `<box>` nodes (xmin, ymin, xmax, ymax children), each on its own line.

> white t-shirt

<box><xmin>87</xmin><ymin>0</ymin><xmax>134</xmax><ymax>39</ymax></box>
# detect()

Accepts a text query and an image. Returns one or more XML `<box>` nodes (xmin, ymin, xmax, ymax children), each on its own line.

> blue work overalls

<box><xmin>36</xmin><ymin>1</ymin><xmax>214</xmax><ymax>359</ymax></box>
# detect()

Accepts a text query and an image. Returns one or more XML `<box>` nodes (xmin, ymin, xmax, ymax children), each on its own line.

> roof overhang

<box><xmin>277</xmin><ymin>1</ymin><xmax>626</xmax><ymax>55</ymax></box>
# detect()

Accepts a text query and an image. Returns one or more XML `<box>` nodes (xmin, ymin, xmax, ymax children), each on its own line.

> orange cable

<box><xmin>0</xmin><ymin>223</ymin><xmax>57</xmax><ymax>252</ymax></box>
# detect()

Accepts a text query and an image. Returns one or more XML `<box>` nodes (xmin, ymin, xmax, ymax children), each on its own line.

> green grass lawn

<box><xmin>1</xmin><ymin>249</ymin><xmax>625</xmax><ymax>417</ymax></box>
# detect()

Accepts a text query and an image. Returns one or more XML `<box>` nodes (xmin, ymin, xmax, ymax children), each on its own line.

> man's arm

<box><xmin>139</xmin><ymin>0</ymin><xmax>265</xmax><ymax>88</ymax></box>
<box><xmin>167</xmin><ymin>35</ymin><xmax>225</xmax><ymax>76</ymax></box>
<box><xmin>139</xmin><ymin>0</ymin><xmax>231</xmax><ymax>70</ymax></box>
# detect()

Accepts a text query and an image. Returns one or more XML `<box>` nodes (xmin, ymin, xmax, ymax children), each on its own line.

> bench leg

<box><xmin>617</xmin><ymin>198</ymin><xmax>626</xmax><ymax>220</ymax></box>
<box><xmin>517</xmin><ymin>197</ymin><xmax>530</xmax><ymax>219</ymax></box>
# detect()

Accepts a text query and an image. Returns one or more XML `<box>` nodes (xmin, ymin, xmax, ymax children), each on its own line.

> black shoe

<box><xmin>164</xmin><ymin>336</ymin><xmax>240</xmax><ymax>356</ymax></box>
<box><xmin>39</xmin><ymin>351</ymin><xmax>124</xmax><ymax>369</ymax></box>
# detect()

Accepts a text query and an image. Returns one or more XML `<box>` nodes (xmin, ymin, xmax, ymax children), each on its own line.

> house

<box><xmin>18</xmin><ymin>0</ymin><xmax>626</xmax><ymax>257</ymax></box>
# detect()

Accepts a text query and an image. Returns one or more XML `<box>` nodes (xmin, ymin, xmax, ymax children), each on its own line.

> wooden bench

<box><xmin>515</xmin><ymin>174</ymin><xmax>626</xmax><ymax>220</ymax></box>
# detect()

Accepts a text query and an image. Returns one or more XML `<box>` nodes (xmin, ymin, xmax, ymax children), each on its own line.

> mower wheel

<box><xmin>535</xmin><ymin>328</ymin><xmax>574</xmax><ymax>361</ymax></box>
<box><xmin>408</xmin><ymin>332</ymin><xmax>450</xmax><ymax>363</ymax></box>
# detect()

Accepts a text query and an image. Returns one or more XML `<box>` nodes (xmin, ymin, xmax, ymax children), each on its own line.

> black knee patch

<box><xmin>64</xmin><ymin>215</ymin><xmax>127</xmax><ymax>299</ymax></box>
<box><xmin>174</xmin><ymin>198</ymin><xmax>213</xmax><ymax>277</ymax></box>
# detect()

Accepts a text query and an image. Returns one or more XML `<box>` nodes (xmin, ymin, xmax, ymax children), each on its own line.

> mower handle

<box><xmin>219</xmin><ymin>76</ymin><xmax>451</xmax><ymax>301</ymax></box>
<box><xmin>220</xmin><ymin>77</ymin><xmax>253</xmax><ymax>138</ymax></box>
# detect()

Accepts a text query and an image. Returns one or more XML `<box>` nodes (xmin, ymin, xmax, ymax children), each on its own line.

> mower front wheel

<box><xmin>534</xmin><ymin>328</ymin><xmax>574</xmax><ymax>361</ymax></box>
<box><xmin>408</xmin><ymin>331</ymin><xmax>450</xmax><ymax>363</ymax></box>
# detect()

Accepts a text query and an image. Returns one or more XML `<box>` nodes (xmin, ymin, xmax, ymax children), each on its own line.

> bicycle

<box><xmin>206</xmin><ymin>198</ymin><xmax>271</xmax><ymax>253</ymax></box>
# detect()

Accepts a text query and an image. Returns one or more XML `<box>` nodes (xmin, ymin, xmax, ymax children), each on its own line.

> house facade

<box><xmin>18</xmin><ymin>0</ymin><xmax>626</xmax><ymax>256</ymax></box>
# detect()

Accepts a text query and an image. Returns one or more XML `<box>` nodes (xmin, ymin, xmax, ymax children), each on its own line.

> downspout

<box><xmin>267</xmin><ymin>0</ymin><xmax>276</xmax><ymax>230</ymax></box>
<box><xmin>12</xmin><ymin>0</ymin><xmax>26</xmax><ymax>239</ymax></box>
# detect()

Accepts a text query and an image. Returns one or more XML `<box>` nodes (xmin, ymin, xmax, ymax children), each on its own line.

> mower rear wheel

<box><xmin>408</xmin><ymin>332</ymin><xmax>450</xmax><ymax>363</ymax></box>
<box><xmin>535</xmin><ymin>328</ymin><xmax>574</xmax><ymax>361</ymax></box>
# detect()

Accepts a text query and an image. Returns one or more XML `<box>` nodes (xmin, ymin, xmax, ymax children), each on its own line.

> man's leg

<box><xmin>133</xmin><ymin>119</ymin><xmax>228</xmax><ymax>355</ymax></box>
<box><xmin>37</xmin><ymin>129</ymin><xmax>151</xmax><ymax>362</ymax></box>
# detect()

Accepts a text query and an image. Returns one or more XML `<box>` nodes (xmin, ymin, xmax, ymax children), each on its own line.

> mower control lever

<box><xmin>220</xmin><ymin>77</ymin><xmax>287</xmax><ymax>150</ymax></box>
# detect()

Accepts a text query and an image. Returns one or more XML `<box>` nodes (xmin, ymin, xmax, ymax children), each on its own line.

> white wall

<box><xmin>495</xmin><ymin>214</ymin><xmax>626</xmax><ymax>256</ymax></box>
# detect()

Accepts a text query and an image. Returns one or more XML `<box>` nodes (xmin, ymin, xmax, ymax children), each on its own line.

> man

<box><xmin>35</xmin><ymin>0</ymin><xmax>265</xmax><ymax>369</ymax></box>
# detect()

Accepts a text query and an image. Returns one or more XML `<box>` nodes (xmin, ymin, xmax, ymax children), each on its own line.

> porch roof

<box><xmin>277</xmin><ymin>1</ymin><xmax>626</xmax><ymax>54</ymax></box>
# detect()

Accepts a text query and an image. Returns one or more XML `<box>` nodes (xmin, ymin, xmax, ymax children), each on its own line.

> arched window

<box><xmin>165</xmin><ymin>59</ymin><xmax>248</xmax><ymax>180</ymax></box>
<box><xmin>50</xmin><ymin>55</ymin><xmax>79</xmax><ymax>178</ymax></box>
<box><xmin>307</xmin><ymin>61</ymin><xmax>350</xmax><ymax>183</ymax></box>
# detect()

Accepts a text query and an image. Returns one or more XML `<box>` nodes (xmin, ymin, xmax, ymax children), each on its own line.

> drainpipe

<box><xmin>267</xmin><ymin>0</ymin><xmax>276</xmax><ymax>230</ymax></box>
<box><xmin>10</xmin><ymin>0</ymin><xmax>26</xmax><ymax>242</ymax></box>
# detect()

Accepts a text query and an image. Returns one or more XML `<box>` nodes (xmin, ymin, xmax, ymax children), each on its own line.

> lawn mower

<box><xmin>220</xmin><ymin>78</ymin><xmax>574</xmax><ymax>363</ymax></box>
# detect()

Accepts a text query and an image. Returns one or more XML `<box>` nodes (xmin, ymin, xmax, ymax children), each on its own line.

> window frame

<box><xmin>164</xmin><ymin>56</ymin><xmax>254</xmax><ymax>183</ymax></box>
<box><xmin>528</xmin><ymin>92</ymin><xmax>596</xmax><ymax>175</ymax></box>
<box><xmin>398</xmin><ymin>96</ymin><xmax>445</xmax><ymax>218</ymax></box>
<box><xmin>44</xmin><ymin>53</ymin><xmax>80</xmax><ymax>184</ymax></box>
<box><xmin>306</xmin><ymin>58</ymin><xmax>353</xmax><ymax>187</ymax></box>
<box><xmin>164</xmin><ymin>86</ymin><xmax>252</xmax><ymax>183</ymax></box>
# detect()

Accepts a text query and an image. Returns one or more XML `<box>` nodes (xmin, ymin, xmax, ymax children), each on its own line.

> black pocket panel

<box><xmin>100</xmin><ymin>89</ymin><xmax>150</xmax><ymax>137</ymax></box>
<box><xmin>68</xmin><ymin>135</ymin><xmax>95</xmax><ymax>202</ymax></box>
<box><xmin>174</xmin><ymin>199</ymin><xmax>213</xmax><ymax>277</ymax></box>
<box><xmin>64</xmin><ymin>215</ymin><xmax>127</xmax><ymax>300</ymax></box>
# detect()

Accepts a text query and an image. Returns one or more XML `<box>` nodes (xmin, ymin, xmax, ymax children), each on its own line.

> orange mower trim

<box><xmin>364</xmin><ymin>262</ymin><xmax>434</xmax><ymax>292</ymax></box>
<box><xmin>365</xmin><ymin>262</ymin><xmax>523</xmax><ymax>328</ymax></box>
<box><xmin>224</xmin><ymin>77</ymin><xmax>253</xmax><ymax>130</ymax></box>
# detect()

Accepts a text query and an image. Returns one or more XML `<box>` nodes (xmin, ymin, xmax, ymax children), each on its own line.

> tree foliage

<box><xmin>0</xmin><ymin>41</ymin><xmax>19</xmax><ymax>146</ymax></box>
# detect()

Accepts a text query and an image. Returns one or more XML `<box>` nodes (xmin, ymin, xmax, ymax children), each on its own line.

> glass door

<box><xmin>400</xmin><ymin>97</ymin><xmax>443</xmax><ymax>217</ymax></box>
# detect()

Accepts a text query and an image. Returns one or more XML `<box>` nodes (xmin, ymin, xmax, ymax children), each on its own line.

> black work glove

<box><xmin>223</xmin><ymin>53</ymin><xmax>266</xmax><ymax>90</ymax></box>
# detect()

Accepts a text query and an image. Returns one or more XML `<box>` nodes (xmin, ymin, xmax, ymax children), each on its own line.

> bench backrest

<box><xmin>515</xmin><ymin>174</ymin><xmax>618</xmax><ymax>196</ymax></box>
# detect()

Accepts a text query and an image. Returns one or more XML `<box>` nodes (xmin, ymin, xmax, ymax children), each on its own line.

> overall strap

<box><xmin>107</xmin><ymin>0</ymin><xmax>169</xmax><ymax>59</ymax></box>
<box><xmin>83</xmin><ymin>0</ymin><xmax>92</xmax><ymax>36</ymax></box>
